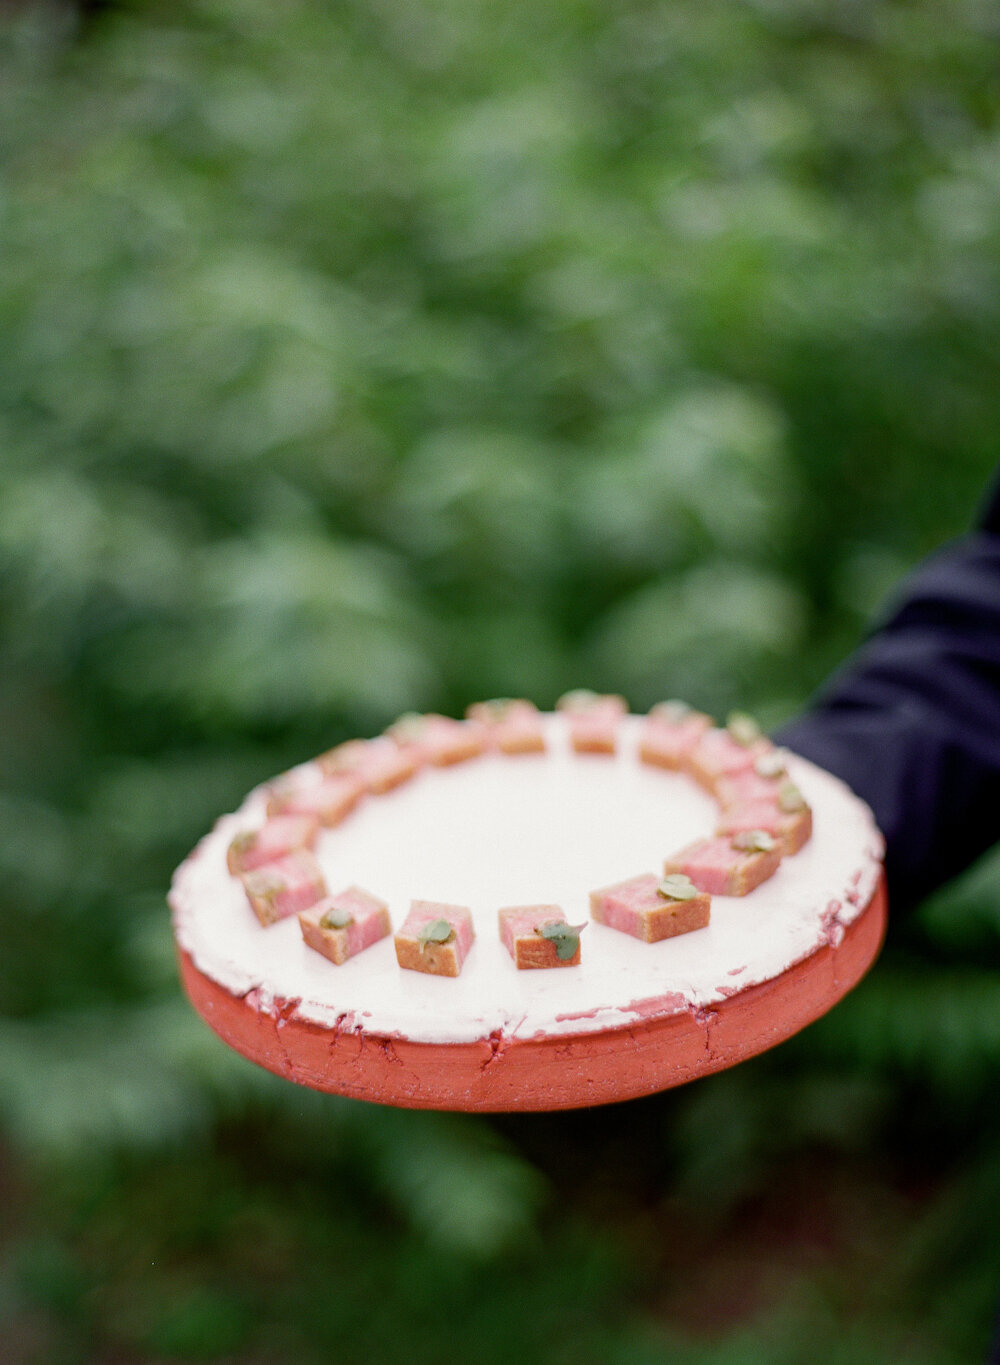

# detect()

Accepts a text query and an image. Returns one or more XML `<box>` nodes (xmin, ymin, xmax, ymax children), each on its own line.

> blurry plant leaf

<box><xmin>804</xmin><ymin>965</ymin><xmax>1000</xmax><ymax>1104</ymax></box>
<box><xmin>586</xmin><ymin>561</ymin><xmax>808</xmax><ymax>711</ymax></box>
<box><xmin>382</xmin><ymin>429</ymin><xmax>566</xmax><ymax>593</ymax></box>
<box><xmin>569</xmin><ymin>385</ymin><xmax>795</xmax><ymax>575</ymax></box>
<box><xmin>348</xmin><ymin>1107</ymin><xmax>548</xmax><ymax>1258</ymax></box>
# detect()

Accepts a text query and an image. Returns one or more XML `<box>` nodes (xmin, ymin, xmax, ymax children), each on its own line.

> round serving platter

<box><xmin>170</xmin><ymin>713</ymin><xmax>886</xmax><ymax>1112</ymax></box>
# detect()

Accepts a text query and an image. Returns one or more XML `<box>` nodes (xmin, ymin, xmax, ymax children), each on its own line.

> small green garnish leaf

<box><xmin>482</xmin><ymin>697</ymin><xmax>515</xmax><ymax>718</ymax></box>
<box><xmin>652</xmin><ymin>700</ymin><xmax>692</xmax><ymax>724</ymax></box>
<box><xmin>778</xmin><ymin>781</ymin><xmax>806</xmax><ymax>813</ymax></box>
<box><xmin>754</xmin><ymin>750</ymin><xmax>787</xmax><ymax>779</ymax></box>
<box><xmin>324</xmin><ymin>740</ymin><xmax>366</xmax><ymax>772</ymax></box>
<box><xmin>320</xmin><ymin>907</ymin><xmax>354</xmax><ymax>930</ymax></box>
<box><xmin>536</xmin><ymin>919</ymin><xmax>586</xmax><ymax>960</ymax></box>
<box><xmin>244</xmin><ymin>867</ymin><xmax>278</xmax><ymax>892</ymax></box>
<box><xmin>732</xmin><ymin>829</ymin><xmax>776</xmax><ymax>853</ymax></box>
<box><xmin>390</xmin><ymin>712</ymin><xmax>426</xmax><ymax>743</ymax></box>
<box><xmin>418</xmin><ymin>918</ymin><xmax>456</xmax><ymax>950</ymax></box>
<box><xmin>726</xmin><ymin>711</ymin><xmax>762</xmax><ymax>747</ymax></box>
<box><xmin>243</xmin><ymin>870</ymin><xmax>281</xmax><ymax>908</ymax></box>
<box><xmin>557</xmin><ymin>689</ymin><xmax>599</xmax><ymax>713</ymax></box>
<box><xmin>657</xmin><ymin>874</ymin><xmax>699</xmax><ymax>902</ymax></box>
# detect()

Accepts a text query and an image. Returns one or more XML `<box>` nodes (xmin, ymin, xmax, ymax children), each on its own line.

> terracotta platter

<box><xmin>171</xmin><ymin>714</ymin><xmax>885</xmax><ymax>1111</ymax></box>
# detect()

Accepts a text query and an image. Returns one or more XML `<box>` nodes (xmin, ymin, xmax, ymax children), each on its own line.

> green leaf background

<box><xmin>2</xmin><ymin>2</ymin><xmax>1000</xmax><ymax>1361</ymax></box>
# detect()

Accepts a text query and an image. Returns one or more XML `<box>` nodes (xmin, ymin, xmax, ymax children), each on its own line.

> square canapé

<box><xmin>555</xmin><ymin>691</ymin><xmax>627</xmax><ymax>755</ymax></box>
<box><xmin>266</xmin><ymin>771</ymin><xmax>364</xmax><ymax>826</ymax></box>
<box><xmin>386</xmin><ymin>714</ymin><xmax>487</xmax><ymax>767</ymax></box>
<box><xmin>638</xmin><ymin>703</ymin><xmax>712</xmax><ymax>770</ymax></box>
<box><xmin>663</xmin><ymin>833</ymin><xmax>782</xmax><ymax>898</ymax></box>
<box><xmin>240</xmin><ymin>848</ymin><xmax>327</xmax><ymax>926</ymax></box>
<box><xmin>466</xmin><ymin>699</ymin><xmax>546</xmax><ymax>754</ymax></box>
<box><xmin>498</xmin><ymin>904</ymin><xmax>584</xmax><ymax>969</ymax></box>
<box><xmin>318</xmin><ymin>737</ymin><xmax>420</xmax><ymax>794</ymax></box>
<box><xmin>715</xmin><ymin>798</ymin><xmax>813</xmax><ymax>856</ymax></box>
<box><xmin>394</xmin><ymin>900</ymin><xmax>475</xmax><ymax>977</ymax></box>
<box><xmin>226</xmin><ymin>814</ymin><xmax>319</xmax><ymax>875</ymax></box>
<box><xmin>590</xmin><ymin>872</ymin><xmax>710</xmax><ymax>942</ymax></box>
<box><xmin>298</xmin><ymin>885</ymin><xmax>392</xmax><ymax>965</ymax></box>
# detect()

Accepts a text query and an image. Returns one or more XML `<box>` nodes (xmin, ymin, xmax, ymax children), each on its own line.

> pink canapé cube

<box><xmin>387</xmin><ymin>713</ymin><xmax>487</xmax><ymax>767</ymax></box>
<box><xmin>319</xmin><ymin>736</ymin><xmax>420</xmax><ymax>794</ymax></box>
<box><xmin>715</xmin><ymin>770</ymin><xmax>785</xmax><ymax>807</ymax></box>
<box><xmin>663</xmin><ymin>835</ymin><xmax>782</xmax><ymax>898</ymax></box>
<box><xmin>590</xmin><ymin>872</ymin><xmax>710</xmax><ymax>942</ymax></box>
<box><xmin>466</xmin><ymin>699</ymin><xmax>546</xmax><ymax>754</ymax></box>
<box><xmin>715</xmin><ymin>798</ymin><xmax>813</xmax><ymax>856</ymax></box>
<box><xmin>639</xmin><ymin>707</ymin><xmax>712</xmax><ymax>770</ymax></box>
<box><xmin>266</xmin><ymin>771</ymin><xmax>365</xmax><ymax>826</ymax></box>
<box><xmin>227</xmin><ymin>814</ymin><xmax>319</xmax><ymax>875</ymax></box>
<box><xmin>394</xmin><ymin>899</ymin><xmax>475</xmax><ymax>976</ymax></box>
<box><xmin>241</xmin><ymin>848</ymin><xmax>327</xmax><ymax>926</ymax></box>
<box><xmin>685</xmin><ymin>728</ymin><xmax>771</xmax><ymax>792</ymax></box>
<box><xmin>298</xmin><ymin>885</ymin><xmax>392</xmax><ymax>965</ymax></box>
<box><xmin>556</xmin><ymin>691</ymin><xmax>627</xmax><ymax>755</ymax></box>
<box><xmin>498</xmin><ymin>904</ymin><xmax>583</xmax><ymax>969</ymax></box>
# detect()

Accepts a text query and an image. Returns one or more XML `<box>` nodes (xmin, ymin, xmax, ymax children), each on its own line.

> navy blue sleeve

<box><xmin>775</xmin><ymin>481</ymin><xmax>1000</xmax><ymax>915</ymax></box>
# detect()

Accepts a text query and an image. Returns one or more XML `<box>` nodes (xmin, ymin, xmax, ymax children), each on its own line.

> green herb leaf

<box><xmin>726</xmin><ymin>711</ymin><xmax>762</xmax><ymax>747</ymax></box>
<box><xmin>536</xmin><ymin>919</ymin><xmax>585</xmax><ymax>960</ymax></box>
<box><xmin>320</xmin><ymin>907</ymin><xmax>354</xmax><ymax>930</ymax></box>
<box><xmin>244</xmin><ymin>868</ymin><xmax>279</xmax><ymax>893</ymax></box>
<box><xmin>651</xmin><ymin>699</ymin><xmax>692</xmax><ymax>725</ymax></box>
<box><xmin>731</xmin><ymin>829</ymin><xmax>776</xmax><ymax>853</ymax></box>
<box><xmin>242</xmin><ymin>870</ymin><xmax>282</xmax><ymax>913</ymax></box>
<box><xmin>754</xmin><ymin>750</ymin><xmax>787</xmax><ymax>779</ymax></box>
<box><xmin>778</xmin><ymin>781</ymin><xmax>806</xmax><ymax>813</ymax></box>
<box><xmin>657</xmin><ymin>874</ymin><xmax>699</xmax><ymax>901</ymax></box>
<box><xmin>418</xmin><ymin>918</ymin><xmax>455</xmax><ymax>950</ymax></box>
<box><xmin>481</xmin><ymin>697</ymin><xmax>515</xmax><ymax>718</ymax></box>
<box><xmin>389</xmin><ymin>712</ymin><xmax>426</xmax><ymax>743</ymax></box>
<box><xmin>557</xmin><ymin>689</ymin><xmax>599</xmax><ymax>712</ymax></box>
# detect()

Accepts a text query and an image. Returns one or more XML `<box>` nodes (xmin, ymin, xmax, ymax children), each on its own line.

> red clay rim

<box><xmin>176</xmin><ymin>872</ymin><xmax>887</xmax><ymax>1112</ymax></box>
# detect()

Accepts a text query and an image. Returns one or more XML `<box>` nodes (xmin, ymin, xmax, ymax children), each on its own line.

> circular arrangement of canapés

<box><xmin>221</xmin><ymin>694</ymin><xmax>814</xmax><ymax>980</ymax></box>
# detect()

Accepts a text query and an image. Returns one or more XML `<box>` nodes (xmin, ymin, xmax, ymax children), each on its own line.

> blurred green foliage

<box><xmin>2</xmin><ymin>0</ymin><xmax>1000</xmax><ymax>1361</ymax></box>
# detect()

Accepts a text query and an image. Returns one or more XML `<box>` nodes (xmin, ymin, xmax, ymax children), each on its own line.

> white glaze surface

<box><xmin>170</xmin><ymin>715</ymin><xmax>884</xmax><ymax>1044</ymax></box>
